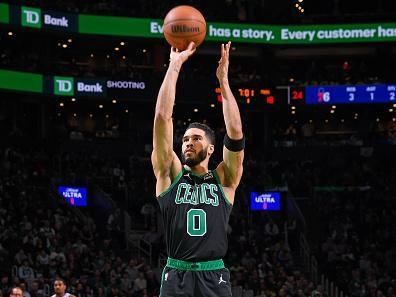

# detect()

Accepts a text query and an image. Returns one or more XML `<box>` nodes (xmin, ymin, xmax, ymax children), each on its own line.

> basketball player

<box><xmin>51</xmin><ymin>278</ymin><xmax>75</xmax><ymax>297</ymax></box>
<box><xmin>152</xmin><ymin>41</ymin><xmax>244</xmax><ymax>297</ymax></box>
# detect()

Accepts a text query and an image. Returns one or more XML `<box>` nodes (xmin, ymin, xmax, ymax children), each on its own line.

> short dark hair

<box><xmin>54</xmin><ymin>278</ymin><xmax>66</xmax><ymax>286</ymax></box>
<box><xmin>186</xmin><ymin>122</ymin><xmax>215</xmax><ymax>144</ymax></box>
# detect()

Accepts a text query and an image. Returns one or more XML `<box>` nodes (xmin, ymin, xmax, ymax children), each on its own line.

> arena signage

<box><xmin>3</xmin><ymin>4</ymin><xmax>396</xmax><ymax>44</ymax></box>
<box><xmin>0</xmin><ymin>3</ymin><xmax>9</xmax><ymax>23</ymax></box>
<box><xmin>54</xmin><ymin>76</ymin><xmax>74</xmax><ymax>96</ymax></box>
<box><xmin>17</xmin><ymin>6</ymin><xmax>77</xmax><ymax>31</ymax></box>
<box><xmin>250</xmin><ymin>191</ymin><xmax>281</xmax><ymax>211</ymax></box>
<box><xmin>0</xmin><ymin>69</ymin><xmax>43</xmax><ymax>93</ymax></box>
<box><xmin>107</xmin><ymin>80</ymin><xmax>146</xmax><ymax>90</ymax></box>
<box><xmin>75</xmin><ymin>79</ymin><xmax>107</xmax><ymax>97</ymax></box>
<box><xmin>57</xmin><ymin>186</ymin><xmax>87</xmax><ymax>207</ymax></box>
<box><xmin>42</xmin><ymin>11</ymin><xmax>77</xmax><ymax>31</ymax></box>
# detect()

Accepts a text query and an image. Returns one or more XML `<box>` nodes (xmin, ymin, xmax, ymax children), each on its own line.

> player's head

<box><xmin>10</xmin><ymin>287</ymin><xmax>23</xmax><ymax>297</ymax></box>
<box><xmin>181</xmin><ymin>122</ymin><xmax>215</xmax><ymax>167</ymax></box>
<box><xmin>53</xmin><ymin>278</ymin><xmax>66</xmax><ymax>295</ymax></box>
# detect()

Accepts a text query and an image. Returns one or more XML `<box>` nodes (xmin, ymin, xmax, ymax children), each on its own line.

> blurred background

<box><xmin>1</xmin><ymin>1</ymin><xmax>396</xmax><ymax>297</ymax></box>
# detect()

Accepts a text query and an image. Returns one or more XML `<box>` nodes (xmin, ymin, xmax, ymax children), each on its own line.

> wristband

<box><xmin>224</xmin><ymin>134</ymin><xmax>245</xmax><ymax>152</ymax></box>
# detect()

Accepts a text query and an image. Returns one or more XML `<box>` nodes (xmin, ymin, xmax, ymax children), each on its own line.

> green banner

<box><xmin>5</xmin><ymin>5</ymin><xmax>396</xmax><ymax>44</ymax></box>
<box><xmin>79</xmin><ymin>16</ymin><xmax>396</xmax><ymax>44</ymax></box>
<box><xmin>205</xmin><ymin>22</ymin><xmax>396</xmax><ymax>44</ymax></box>
<box><xmin>79</xmin><ymin>17</ymin><xmax>396</xmax><ymax>44</ymax></box>
<box><xmin>0</xmin><ymin>3</ymin><xmax>9</xmax><ymax>23</ymax></box>
<box><xmin>79</xmin><ymin>15</ymin><xmax>163</xmax><ymax>38</ymax></box>
<box><xmin>0</xmin><ymin>69</ymin><xmax>43</xmax><ymax>93</ymax></box>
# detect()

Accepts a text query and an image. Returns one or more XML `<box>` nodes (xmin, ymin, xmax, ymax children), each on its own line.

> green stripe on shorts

<box><xmin>166</xmin><ymin>257</ymin><xmax>225</xmax><ymax>271</ymax></box>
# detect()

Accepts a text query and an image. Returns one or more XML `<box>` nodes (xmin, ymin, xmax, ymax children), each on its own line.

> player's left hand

<box><xmin>216</xmin><ymin>41</ymin><xmax>231</xmax><ymax>83</ymax></box>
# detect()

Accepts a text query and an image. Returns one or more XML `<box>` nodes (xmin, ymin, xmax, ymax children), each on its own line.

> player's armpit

<box><xmin>153</xmin><ymin>151</ymin><xmax>182</xmax><ymax>197</ymax></box>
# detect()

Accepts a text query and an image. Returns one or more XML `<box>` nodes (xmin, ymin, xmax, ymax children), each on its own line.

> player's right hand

<box><xmin>170</xmin><ymin>42</ymin><xmax>196</xmax><ymax>64</ymax></box>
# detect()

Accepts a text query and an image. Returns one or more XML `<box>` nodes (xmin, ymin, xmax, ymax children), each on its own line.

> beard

<box><xmin>181</xmin><ymin>147</ymin><xmax>208</xmax><ymax>167</ymax></box>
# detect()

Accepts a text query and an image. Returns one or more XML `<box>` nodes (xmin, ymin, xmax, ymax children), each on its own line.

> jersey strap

<box><xmin>166</xmin><ymin>257</ymin><xmax>225</xmax><ymax>271</ymax></box>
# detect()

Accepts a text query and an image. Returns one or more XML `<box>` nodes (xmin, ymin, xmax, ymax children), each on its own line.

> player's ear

<box><xmin>208</xmin><ymin>144</ymin><xmax>215</xmax><ymax>156</ymax></box>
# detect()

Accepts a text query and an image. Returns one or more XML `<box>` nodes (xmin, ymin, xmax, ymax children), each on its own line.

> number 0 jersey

<box><xmin>157</xmin><ymin>167</ymin><xmax>233</xmax><ymax>262</ymax></box>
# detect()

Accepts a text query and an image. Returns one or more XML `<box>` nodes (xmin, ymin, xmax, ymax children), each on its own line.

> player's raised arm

<box><xmin>152</xmin><ymin>42</ymin><xmax>196</xmax><ymax>195</ymax></box>
<box><xmin>216</xmin><ymin>42</ymin><xmax>245</xmax><ymax>193</ymax></box>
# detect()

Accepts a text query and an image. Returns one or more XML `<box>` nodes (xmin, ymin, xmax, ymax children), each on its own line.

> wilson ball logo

<box><xmin>171</xmin><ymin>25</ymin><xmax>200</xmax><ymax>33</ymax></box>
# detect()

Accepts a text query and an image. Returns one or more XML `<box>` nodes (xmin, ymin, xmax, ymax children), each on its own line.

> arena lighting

<box><xmin>142</xmin><ymin>49</ymin><xmax>147</xmax><ymax>53</ymax></box>
<box><xmin>114</xmin><ymin>47</ymin><xmax>119</xmax><ymax>51</ymax></box>
<box><xmin>194</xmin><ymin>108</ymin><xmax>198</xmax><ymax>112</ymax></box>
<box><xmin>125</xmin><ymin>109</ymin><xmax>128</xmax><ymax>113</ymax></box>
<box><xmin>341</xmin><ymin>119</ymin><xmax>345</xmax><ymax>122</ymax></box>
<box><xmin>289</xmin><ymin>78</ymin><xmax>295</xmax><ymax>82</ymax></box>
<box><xmin>291</xmin><ymin>106</ymin><xmax>296</xmax><ymax>110</ymax></box>
<box><xmin>71</xmin><ymin>98</ymin><xmax>76</xmax><ymax>102</ymax></box>
<box><xmin>73</xmin><ymin>113</ymin><xmax>77</xmax><ymax>117</ymax></box>
<box><xmin>309</xmin><ymin>120</ymin><xmax>313</xmax><ymax>123</ymax></box>
<box><xmin>105</xmin><ymin>114</ymin><xmax>109</xmax><ymax>118</ymax></box>
<box><xmin>325</xmin><ymin>119</ymin><xmax>329</xmax><ymax>123</ymax></box>
<box><xmin>330</xmin><ymin>110</ymin><xmax>335</xmax><ymax>113</ymax></box>
<box><xmin>188</xmin><ymin>118</ymin><xmax>191</xmax><ymax>122</ymax></box>
<box><xmin>210</xmin><ymin>104</ymin><xmax>215</xmax><ymax>108</ymax></box>
<box><xmin>291</xmin><ymin>110</ymin><xmax>296</xmax><ymax>114</ymax></box>
<box><xmin>57</xmin><ymin>113</ymin><xmax>61</xmax><ymax>117</ymax></box>
<box><xmin>89</xmin><ymin>114</ymin><xmax>93</xmax><ymax>118</ymax></box>
<box><xmin>62</xmin><ymin>44</ymin><xmax>68</xmax><ymax>48</ymax></box>
<box><xmin>90</xmin><ymin>53</ymin><xmax>94</xmax><ymax>57</ymax></box>
<box><xmin>295</xmin><ymin>3</ymin><xmax>299</xmax><ymax>8</ymax></box>
<box><xmin>7</xmin><ymin>31</ymin><xmax>13</xmax><ymax>36</ymax></box>
<box><xmin>106</xmin><ymin>54</ymin><xmax>110</xmax><ymax>58</ymax></box>
<box><xmin>376</xmin><ymin>118</ymin><xmax>380</xmax><ymax>122</ymax></box>
<box><xmin>389</xmin><ymin>108</ymin><xmax>394</xmax><ymax>112</ymax></box>
<box><xmin>301</xmin><ymin>9</ymin><xmax>305</xmax><ymax>13</ymax></box>
<box><xmin>59</xmin><ymin>102</ymin><xmax>64</xmax><ymax>107</ymax></box>
<box><xmin>393</xmin><ymin>118</ymin><xmax>396</xmax><ymax>122</ymax></box>
<box><xmin>393</xmin><ymin>104</ymin><xmax>396</xmax><ymax>108</ymax></box>
<box><xmin>112</xmin><ymin>99</ymin><xmax>117</xmax><ymax>103</ymax></box>
<box><xmin>332</xmin><ymin>105</ymin><xmax>336</xmax><ymax>109</ymax></box>
<box><xmin>122</xmin><ymin>56</ymin><xmax>126</xmax><ymax>59</ymax></box>
<box><xmin>99</xmin><ymin>104</ymin><xmax>103</xmax><ymax>109</ymax></box>
<box><xmin>120</xmin><ymin>41</ymin><xmax>125</xmax><ymax>46</ymax></box>
<box><xmin>67</xmin><ymin>38</ymin><xmax>72</xmax><ymax>43</ymax></box>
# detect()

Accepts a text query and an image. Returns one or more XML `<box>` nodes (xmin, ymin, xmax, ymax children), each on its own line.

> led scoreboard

<box><xmin>214</xmin><ymin>87</ymin><xmax>276</xmax><ymax>105</ymax></box>
<box><xmin>305</xmin><ymin>84</ymin><xmax>396</xmax><ymax>105</ymax></box>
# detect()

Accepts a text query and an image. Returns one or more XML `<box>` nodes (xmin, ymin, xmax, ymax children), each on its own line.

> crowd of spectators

<box><xmin>310</xmin><ymin>157</ymin><xmax>396</xmax><ymax>297</ymax></box>
<box><xmin>0</xmin><ymin>146</ymin><xmax>161</xmax><ymax>297</ymax></box>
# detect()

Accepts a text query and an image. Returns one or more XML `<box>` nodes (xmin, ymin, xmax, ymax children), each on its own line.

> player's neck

<box><xmin>184</xmin><ymin>164</ymin><xmax>208</xmax><ymax>176</ymax></box>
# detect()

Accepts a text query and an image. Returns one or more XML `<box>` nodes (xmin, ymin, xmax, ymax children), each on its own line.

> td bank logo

<box><xmin>54</xmin><ymin>76</ymin><xmax>74</xmax><ymax>96</ymax></box>
<box><xmin>21</xmin><ymin>6</ymin><xmax>42</xmax><ymax>28</ymax></box>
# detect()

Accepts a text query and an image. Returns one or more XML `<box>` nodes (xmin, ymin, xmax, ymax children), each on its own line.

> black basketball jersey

<box><xmin>157</xmin><ymin>167</ymin><xmax>233</xmax><ymax>262</ymax></box>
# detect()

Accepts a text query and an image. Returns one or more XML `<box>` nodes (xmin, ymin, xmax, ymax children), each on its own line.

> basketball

<box><xmin>163</xmin><ymin>5</ymin><xmax>206</xmax><ymax>51</ymax></box>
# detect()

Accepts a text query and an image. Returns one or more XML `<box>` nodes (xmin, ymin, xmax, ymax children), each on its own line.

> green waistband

<box><xmin>166</xmin><ymin>257</ymin><xmax>225</xmax><ymax>271</ymax></box>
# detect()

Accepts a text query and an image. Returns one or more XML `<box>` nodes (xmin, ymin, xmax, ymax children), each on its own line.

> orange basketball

<box><xmin>163</xmin><ymin>5</ymin><xmax>206</xmax><ymax>51</ymax></box>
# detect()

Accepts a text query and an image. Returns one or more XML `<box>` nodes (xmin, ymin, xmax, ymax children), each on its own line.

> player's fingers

<box><xmin>187</xmin><ymin>41</ymin><xmax>196</xmax><ymax>51</ymax></box>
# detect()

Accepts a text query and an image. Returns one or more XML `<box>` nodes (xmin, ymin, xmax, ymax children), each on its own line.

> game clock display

<box><xmin>214</xmin><ymin>86</ymin><xmax>276</xmax><ymax>105</ymax></box>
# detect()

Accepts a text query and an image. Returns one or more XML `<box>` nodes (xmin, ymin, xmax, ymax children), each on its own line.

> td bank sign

<box><xmin>21</xmin><ymin>6</ymin><xmax>76</xmax><ymax>31</ymax></box>
<box><xmin>54</xmin><ymin>77</ymin><xmax>74</xmax><ymax>96</ymax></box>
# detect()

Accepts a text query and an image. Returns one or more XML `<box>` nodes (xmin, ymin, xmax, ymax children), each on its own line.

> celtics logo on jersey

<box><xmin>174</xmin><ymin>182</ymin><xmax>219</xmax><ymax>207</ymax></box>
